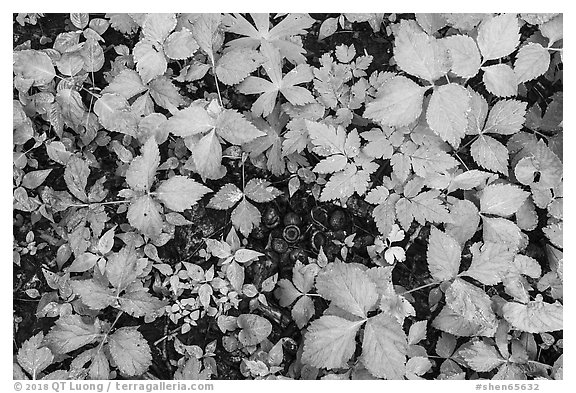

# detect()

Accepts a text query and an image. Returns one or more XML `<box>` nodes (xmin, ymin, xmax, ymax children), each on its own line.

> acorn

<box><xmin>283</xmin><ymin>212</ymin><xmax>302</xmax><ymax>227</ymax></box>
<box><xmin>282</xmin><ymin>225</ymin><xmax>301</xmax><ymax>244</ymax></box>
<box><xmin>262</xmin><ymin>206</ymin><xmax>280</xmax><ymax>229</ymax></box>
<box><xmin>329</xmin><ymin>210</ymin><xmax>347</xmax><ymax>230</ymax></box>
<box><xmin>310</xmin><ymin>230</ymin><xmax>327</xmax><ymax>252</ymax></box>
<box><xmin>271</xmin><ymin>238</ymin><xmax>289</xmax><ymax>254</ymax></box>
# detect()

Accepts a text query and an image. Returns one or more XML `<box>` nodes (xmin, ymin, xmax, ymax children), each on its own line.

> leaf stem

<box><xmin>547</xmin><ymin>47</ymin><xmax>563</xmax><ymax>52</ymax></box>
<box><xmin>401</xmin><ymin>281</ymin><xmax>440</xmax><ymax>295</ymax></box>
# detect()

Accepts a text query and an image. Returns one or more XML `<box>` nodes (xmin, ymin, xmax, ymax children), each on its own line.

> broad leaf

<box><xmin>127</xmin><ymin>195</ymin><xmax>163</xmax><ymax>239</ymax></box>
<box><xmin>126</xmin><ymin>137</ymin><xmax>160</xmax><ymax>193</ymax></box>
<box><xmin>192</xmin><ymin>129</ymin><xmax>223</xmax><ymax>180</ymax></box>
<box><xmin>44</xmin><ymin>315</ymin><xmax>103</xmax><ymax>355</ymax></box>
<box><xmin>64</xmin><ymin>156</ymin><xmax>89</xmax><ymax>202</ymax></box>
<box><xmin>445</xmin><ymin>199</ymin><xmax>480</xmax><ymax>245</ymax></box>
<box><xmin>361</xmin><ymin>314</ymin><xmax>407</xmax><ymax>379</ymax></box>
<box><xmin>459</xmin><ymin>341</ymin><xmax>504</xmax><ymax>372</ymax></box>
<box><xmin>13</xmin><ymin>50</ymin><xmax>56</xmax><ymax>86</ymax></box>
<box><xmin>302</xmin><ymin>315</ymin><xmax>364</xmax><ymax>370</ymax></box>
<box><xmin>231</xmin><ymin>197</ymin><xmax>260</xmax><ymax>237</ymax></box>
<box><xmin>480</xmin><ymin>183</ymin><xmax>529</xmax><ymax>216</ymax></box>
<box><xmin>244</xmin><ymin>178</ymin><xmax>282</xmax><ymax>203</ymax></box>
<box><xmin>502</xmin><ymin>295</ymin><xmax>563</xmax><ymax>333</ymax></box>
<box><xmin>215</xmin><ymin>48</ymin><xmax>263</xmax><ymax>85</ymax></box>
<box><xmin>163</xmin><ymin>29</ymin><xmax>198</xmax><ymax>60</ymax></box>
<box><xmin>470</xmin><ymin>134</ymin><xmax>509</xmax><ymax>174</ymax></box>
<box><xmin>108</xmin><ymin>327</ymin><xmax>152</xmax><ymax>377</ymax></box>
<box><xmin>482</xmin><ymin>216</ymin><xmax>523</xmax><ymax>249</ymax></box>
<box><xmin>237</xmin><ymin>314</ymin><xmax>272</xmax><ymax>346</ymax></box>
<box><xmin>119</xmin><ymin>290</ymin><xmax>167</xmax><ymax>318</ymax></box>
<box><xmin>482</xmin><ymin>64</ymin><xmax>518</xmax><ymax>97</ymax></box>
<box><xmin>463</xmin><ymin>242</ymin><xmax>515</xmax><ymax>285</ymax></box>
<box><xmin>17</xmin><ymin>332</ymin><xmax>53</xmax><ymax>379</ymax></box>
<box><xmin>208</xmin><ymin>183</ymin><xmax>244</xmax><ymax>210</ymax></box>
<box><xmin>484</xmin><ymin>99</ymin><xmax>527</xmax><ymax>135</ymax></box>
<box><xmin>443</xmin><ymin>35</ymin><xmax>481</xmax><ymax>78</ymax></box>
<box><xmin>426</xmin><ymin>83</ymin><xmax>470</xmax><ymax>148</ymax></box>
<box><xmin>365</xmin><ymin>76</ymin><xmax>427</xmax><ymax>127</ymax></box>
<box><xmin>427</xmin><ymin>226</ymin><xmax>461</xmax><ymax>282</ymax></box>
<box><xmin>315</xmin><ymin>261</ymin><xmax>378</xmax><ymax>318</ymax></box>
<box><xmin>133</xmin><ymin>39</ymin><xmax>168</xmax><ymax>84</ymax></box>
<box><xmin>476</xmin><ymin>13</ymin><xmax>520</xmax><ymax>61</ymax></box>
<box><xmin>70</xmin><ymin>279</ymin><xmax>117</xmax><ymax>310</ymax></box>
<box><xmin>292</xmin><ymin>295</ymin><xmax>316</xmax><ymax>329</ymax></box>
<box><xmin>156</xmin><ymin>176</ymin><xmax>211</xmax><ymax>212</ymax></box>
<box><xmin>94</xmin><ymin>93</ymin><xmax>138</xmax><ymax>136</ymax></box>
<box><xmin>514</xmin><ymin>43</ymin><xmax>550</xmax><ymax>83</ymax></box>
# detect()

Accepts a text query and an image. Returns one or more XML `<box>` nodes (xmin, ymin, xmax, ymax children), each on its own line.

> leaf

<box><xmin>364</xmin><ymin>76</ymin><xmax>427</xmax><ymax>127</ymax></box>
<box><xmin>67</xmin><ymin>252</ymin><xmax>100</xmax><ymax>273</ymax></box>
<box><xmin>480</xmin><ymin>183</ymin><xmax>529</xmax><ymax>216</ymax></box>
<box><xmin>408</xmin><ymin>320</ymin><xmax>428</xmax><ymax>345</ymax></box>
<box><xmin>482</xmin><ymin>216</ymin><xmax>523</xmax><ymax>248</ymax></box>
<box><xmin>216</xmin><ymin>48</ymin><xmax>263</xmax><ymax>85</ymax></box>
<box><xmin>426</xmin><ymin>83</ymin><xmax>470</xmax><ymax>148</ymax></box>
<box><xmin>396</xmin><ymin>190</ymin><xmax>452</xmax><ymax>230</ymax></box>
<box><xmin>476</xmin><ymin>13</ymin><xmax>520</xmax><ymax>61</ymax></box>
<box><xmin>514</xmin><ymin>43</ymin><xmax>551</xmax><ymax>83</ymax></box>
<box><xmin>244</xmin><ymin>178</ymin><xmax>282</xmax><ymax>203</ymax></box>
<box><xmin>126</xmin><ymin>137</ymin><xmax>160</xmax><ymax>193</ymax></box>
<box><xmin>306</xmin><ymin>120</ymin><xmax>346</xmax><ymax>156</ymax></box>
<box><xmin>445</xmin><ymin>278</ymin><xmax>498</xmax><ymax>336</ymax></box>
<box><xmin>81</xmin><ymin>38</ymin><xmax>105</xmax><ymax>72</ymax></box>
<box><xmin>275</xmin><ymin>279</ymin><xmax>302</xmax><ymax>307</ymax></box>
<box><xmin>89</xmin><ymin>350</ymin><xmax>110</xmax><ymax>380</ymax></box>
<box><xmin>361</xmin><ymin>314</ymin><xmax>407</xmax><ymax>379</ymax></box>
<box><xmin>226</xmin><ymin>260</ymin><xmax>245</xmax><ymax>292</ymax></box>
<box><xmin>163</xmin><ymin>29</ymin><xmax>198</xmax><ymax>60</ymax></box>
<box><xmin>231</xmin><ymin>197</ymin><xmax>260</xmax><ymax>237</ymax></box>
<box><xmin>463</xmin><ymin>242</ymin><xmax>515</xmax><ymax>285</ymax></box>
<box><xmin>502</xmin><ymin>296</ymin><xmax>563</xmax><ymax>333</ymax></box>
<box><xmin>207</xmin><ymin>183</ymin><xmax>243</xmax><ymax>210</ymax></box>
<box><xmin>482</xmin><ymin>64</ymin><xmax>518</xmax><ymax>97</ymax></box>
<box><xmin>192</xmin><ymin>129</ymin><xmax>223</xmax><ymax>180</ymax></box>
<box><xmin>148</xmin><ymin>76</ymin><xmax>185</xmax><ymax>112</ymax></box>
<box><xmin>315</xmin><ymin>261</ymin><xmax>378</xmax><ymax>318</ymax></box>
<box><xmin>445</xmin><ymin>199</ymin><xmax>480</xmax><ymax>245</ymax></box>
<box><xmin>318</xmin><ymin>17</ymin><xmax>338</xmax><ymax>40</ymax></box>
<box><xmin>118</xmin><ymin>289</ymin><xmax>166</xmax><ymax>318</ymax></box>
<box><xmin>133</xmin><ymin>39</ymin><xmax>168</xmax><ymax>84</ymax></box>
<box><xmin>64</xmin><ymin>156</ymin><xmax>89</xmax><ymax>202</ymax></box>
<box><xmin>427</xmin><ymin>226</ymin><xmax>461</xmax><ymax>282</ymax></box>
<box><xmin>13</xmin><ymin>50</ymin><xmax>56</xmax><ymax>86</ymax></box>
<box><xmin>216</xmin><ymin>109</ymin><xmax>265</xmax><ymax>145</ymax></box>
<box><xmin>237</xmin><ymin>314</ymin><xmax>272</xmax><ymax>346</ymax></box>
<box><xmin>470</xmin><ymin>134</ymin><xmax>509</xmax><ymax>174</ymax></box>
<box><xmin>484</xmin><ymin>99</ymin><xmax>527</xmax><ymax>135</ymax></box>
<box><xmin>44</xmin><ymin>315</ymin><xmax>103</xmax><ymax>355</ymax></box>
<box><xmin>302</xmin><ymin>315</ymin><xmax>364</xmax><ymax>370</ymax></box>
<box><xmin>405</xmin><ymin>357</ymin><xmax>432</xmax><ymax>379</ymax></box>
<box><xmin>143</xmin><ymin>13</ymin><xmax>176</xmax><ymax>43</ymax></box>
<box><xmin>94</xmin><ymin>93</ymin><xmax>137</xmax><ymax>136</ymax></box>
<box><xmin>292</xmin><ymin>295</ymin><xmax>316</xmax><ymax>329</ymax></box>
<box><xmin>108</xmin><ymin>327</ymin><xmax>152</xmax><ymax>377</ymax></box>
<box><xmin>320</xmin><ymin>165</ymin><xmax>360</xmax><ymax>202</ymax></box>
<box><xmin>106</xmin><ymin>246</ymin><xmax>142</xmax><ymax>292</ymax></box>
<box><xmin>127</xmin><ymin>195</ymin><xmax>163</xmax><ymax>239</ymax></box>
<box><xmin>442</xmin><ymin>35</ymin><xmax>481</xmax><ymax>78</ymax></box>
<box><xmin>167</xmin><ymin>105</ymin><xmax>214</xmax><ymax>137</ymax></box>
<box><xmin>156</xmin><ymin>176</ymin><xmax>211</xmax><ymax>212</ymax></box>
<box><xmin>102</xmin><ymin>69</ymin><xmax>147</xmax><ymax>100</ymax></box>
<box><xmin>21</xmin><ymin>169</ymin><xmax>52</xmax><ymax>189</ymax></box>
<box><xmin>460</xmin><ymin>341</ymin><xmax>504</xmax><ymax>372</ymax></box>
<box><xmin>540</xmin><ymin>14</ymin><xmax>563</xmax><ymax>46</ymax></box>
<box><xmin>361</xmin><ymin>128</ymin><xmax>394</xmax><ymax>160</ymax></box>
<box><xmin>17</xmin><ymin>332</ymin><xmax>53</xmax><ymax>378</ymax></box>
<box><xmin>70</xmin><ymin>279</ymin><xmax>117</xmax><ymax>310</ymax></box>
<box><xmin>393</xmin><ymin>20</ymin><xmax>450</xmax><ymax>82</ymax></box>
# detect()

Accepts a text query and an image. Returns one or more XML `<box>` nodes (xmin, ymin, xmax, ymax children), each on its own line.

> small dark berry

<box><xmin>282</xmin><ymin>225</ymin><xmax>301</xmax><ymax>244</ymax></box>
<box><xmin>310</xmin><ymin>230</ymin><xmax>327</xmax><ymax>252</ymax></box>
<box><xmin>262</xmin><ymin>206</ymin><xmax>280</xmax><ymax>229</ymax></box>
<box><xmin>283</xmin><ymin>212</ymin><xmax>302</xmax><ymax>226</ymax></box>
<box><xmin>271</xmin><ymin>238</ymin><xmax>289</xmax><ymax>254</ymax></box>
<box><xmin>329</xmin><ymin>210</ymin><xmax>347</xmax><ymax>230</ymax></box>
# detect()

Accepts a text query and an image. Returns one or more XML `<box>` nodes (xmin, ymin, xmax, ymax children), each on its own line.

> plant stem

<box><xmin>402</xmin><ymin>281</ymin><xmax>440</xmax><ymax>295</ymax></box>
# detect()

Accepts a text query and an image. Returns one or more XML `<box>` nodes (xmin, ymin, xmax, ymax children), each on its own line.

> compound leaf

<box><xmin>94</xmin><ymin>93</ymin><xmax>137</xmax><ymax>136</ymax></box>
<box><xmin>70</xmin><ymin>279</ymin><xmax>117</xmax><ymax>310</ymax></box>
<box><xmin>64</xmin><ymin>156</ymin><xmax>89</xmax><ymax>202</ymax></box>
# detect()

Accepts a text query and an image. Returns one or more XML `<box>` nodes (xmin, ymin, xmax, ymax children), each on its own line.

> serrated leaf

<box><xmin>426</xmin><ymin>83</ymin><xmax>470</xmax><ymax>148</ymax></box>
<box><xmin>484</xmin><ymin>99</ymin><xmax>527</xmax><ymax>135</ymax></box>
<box><xmin>482</xmin><ymin>216</ymin><xmax>522</xmax><ymax>248</ymax></box>
<box><xmin>167</xmin><ymin>105</ymin><xmax>214</xmax><ymax>137</ymax></box>
<box><xmin>445</xmin><ymin>199</ymin><xmax>480</xmax><ymax>245</ymax></box>
<box><xmin>514</xmin><ymin>43</ymin><xmax>551</xmax><ymax>83</ymax></box>
<box><xmin>102</xmin><ymin>69</ymin><xmax>147</xmax><ymax>100</ymax></box>
<box><xmin>143</xmin><ymin>13</ymin><xmax>176</xmax><ymax>43</ymax></box>
<box><xmin>292</xmin><ymin>295</ymin><xmax>316</xmax><ymax>329</ymax></box>
<box><xmin>305</xmin><ymin>120</ymin><xmax>346</xmax><ymax>156</ymax></box>
<box><xmin>427</xmin><ymin>226</ymin><xmax>461</xmax><ymax>282</ymax></box>
<box><xmin>156</xmin><ymin>176</ymin><xmax>211</xmax><ymax>212</ymax></box>
<box><xmin>445</xmin><ymin>278</ymin><xmax>498</xmax><ymax>336</ymax></box>
<box><xmin>17</xmin><ymin>332</ymin><xmax>53</xmax><ymax>379</ymax></box>
<box><xmin>470</xmin><ymin>134</ymin><xmax>509</xmax><ymax>174</ymax></box>
<box><xmin>361</xmin><ymin>128</ymin><xmax>394</xmax><ymax>160</ymax></box>
<box><xmin>148</xmin><ymin>76</ymin><xmax>185</xmax><ymax>112</ymax></box>
<box><xmin>410</xmin><ymin>147</ymin><xmax>458</xmax><ymax>178</ymax></box>
<box><xmin>302</xmin><ymin>315</ymin><xmax>364</xmax><ymax>370</ymax></box>
<box><xmin>394</xmin><ymin>20</ymin><xmax>450</xmax><ymax>82</ymax></box>
<box><xmin>482</xmin><ymin>64</ymin><xmax>518</xmax><ymax>97</ymax></box>
<box><xmin>237</xmin><ymin>314</ymin><xmax>272</xmax><ymax>346</ymax></box>
<box><xmin>226</xmin><ymin>260</ymin><xmax>244</xmax><ymax>292</ymax></box>
<box><xmin>126</xmin><ymin>137</ymin><xmax>159</xmax><ymax>193</ymax></box>
<box><xmin>463</xmin><ymin>242</ymin><xmax>515</xmax><ymax>285</ymax></box>
<box><xmin>44</xmin><ymin>315</ymin><xmax>103</xmax><ymax>355</ymax></box>
<box><xmin>314</xmin><ymin>155</ymin><xmax>347</xmax><ymax>174</ymax></box>
<box><xmin>361</xmin><ymin>314</ymin><xmax>407</xmax><ymax>379</ymax></box>
<box><xmin>70</xmin><ymin>279</ymin><xmax>117</xmax><ymax>310</ymax></box>
<box><xmin>396</xmin><ymin>190</ymin><xmax>452</xmax><ymax>230</ymax></box>
<box><xmin>216</xmin><ymin>109</ymin><xmax>265</xmax><ymax>145</ymax></box>
<box><xmin>193</xmin><ymin>129</ymin><xmax>223</xmax><ymax>180</ymax></box>
<box><xmin>13</xmin><ymin>50</ymin><xmax>56</xmax><ymax>86</ymax></box>
<box><xmin>67</xmin><ymin>252</ymin><xmax>100</xmax><ymax>273</ymax></box>
<box><xmin>318</xmin><ymin>17</ymin><xmax>338</xmax><ymax>40</ymax></box>
<box><xmin>108</xmin><ymin>327</ymin><xmax>152</xmax><ymax>377</ymax></box>
<box><xmin>118</xmin><ymin>289</ymin><xmax>166</xmax><ymax>318</ymax></box>
<box><xmin>105</xmin><ymin>246</ymin><xmax>143</xmax><ymax>292</ymax></box>
<box><xmin>94</xmin><ymin>93</ymin><xmax>137</xmax><ymax>136</ymax></box>
<box><xmin>216</xmin><ymin>48</ymin><xmax>263</xmax><ymax>85</ymax></box>
<box><xmin>364</xmin><ymin>76</ymin><xmax>427</xmax><ymax>127</ymax></box>
<box><xmin>21</xmin><ymin>169</ymin><xmax>52</xmax><ymax>189</ymax></box>
<box><xmin>316</xmin><ymin>262</ymin><xmax>378</xmax><ymax>318</ymax></box>
<box><xmin>502</xmin><ymin>296</ymin><xmax>563</xmax><ymax>333</ymax></box>
<box><xmin>244</xmin><ymin>178</ymin><xmax>282</xmax><ymax>203</ymax></box>
<box><xmin>408</xmin><ymin>320</ymin><xmax>428</xmax><ymax>345</ymax></box>
<box><xmin>443</xmin><ymin>35</ymin><xmax>481</xmax><ymax>78</ymax></box>
<box><xmin>433</xmin><ymin>306</ymin><xmax>491</xmax><ymax>337</ymax></box>
<box><xmin>208</xmin><ymin>183</ymin><xmax>243</xmax><ymax>210</ymax></box>
<box><xmin>164</xmin><ymin>29</ymin><xmax>198</xmax><ymax>60</ymax></box>
<box><xmin>127</xmin><ymin>195</ymin><xmax>163</xmax><ymax>239</ymax></box>
<box><xmin>231</xmin><ymin>197</ymin><xmax>260</xmax><ymax>237</ymax></box>
<box><xmin>64</xmin><ymin>156</ymin><xmax>89</xmax><ymax>202</ymax></box>
<box><xmin>540</xmin><ymin>14</ymin><xmax>563</xmax><ymax>46</ymax></box>
<box><xmin>480</xmin><ymin>183</ymin><xmax>529</xmax><ymax>216</ymax></box>
<box><xmin>319</xmin><ymin>165</ymin><xmax>358</xmax><ymax>202</ymax></box>
<box><xmin>476</xmin><ymin>13</ymin><xmax>520</xmax><ymax>61</ymax></box>
<box><xmin>133</xmin><ymin>39</ymin><xmax>168</xmax><ymax>84</ymax></box>
<box><xmin>460</xmin><ymin>341</ymin><xmax>504</xmax><ymax>372</ymax></box>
